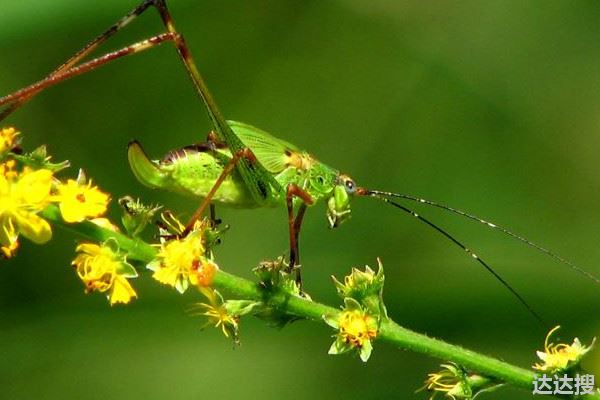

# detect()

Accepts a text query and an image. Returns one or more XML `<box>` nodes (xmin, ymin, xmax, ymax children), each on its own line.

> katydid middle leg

<box><xmin>209</xmin><ymin>204</ymin><xmax>222</xmax><ymax>228</ymax></box>
<box><xmin>206</xmin><ymin>130</ymin><xmax>226</xmax><ymax>229</ymax></box>
<box><xmin>286</xmin><ymin>185</ymin><xmax>313</xmax><ymax>287</ymax></box>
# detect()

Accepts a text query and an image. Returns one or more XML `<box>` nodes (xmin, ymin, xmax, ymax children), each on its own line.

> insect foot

<box><xmin>254</xmin><ymin>256</ymin><xmax>302</xmax><ymax>296</ymax></box>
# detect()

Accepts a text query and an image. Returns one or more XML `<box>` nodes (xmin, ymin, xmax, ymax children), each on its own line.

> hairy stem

<box><xmin>44</xmin><ymin>206</ymin><xmax>599</xmax><ymax>399</ymax></box>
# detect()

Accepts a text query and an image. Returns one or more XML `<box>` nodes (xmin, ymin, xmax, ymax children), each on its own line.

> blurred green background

<box><xmin>1</xmin><ymin>1</ymin><xmax>599</xmax><ymax>398</ymax></box>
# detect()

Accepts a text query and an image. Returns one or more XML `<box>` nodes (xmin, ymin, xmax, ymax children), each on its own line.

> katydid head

<box><xmin>326</xmin><ymin>174</ymin><xmax>358</xmax><ymax>228</ymax></box>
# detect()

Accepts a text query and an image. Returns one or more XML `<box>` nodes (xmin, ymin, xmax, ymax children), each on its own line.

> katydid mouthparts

<box><xmin>1</xmin><ymin>0</ymin><xmax>598</xmax><ymax>326</ymax></box>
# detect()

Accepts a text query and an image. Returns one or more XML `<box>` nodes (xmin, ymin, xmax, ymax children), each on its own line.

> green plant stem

<box><xmin>42</xmin><ymin>205</ymin><xmax>156</xmax><ymax>261</ymax></box>
<box><xmin>44</xmin><ymin>208</ymin><xmax>599</xmax><ymax>399</ymax></box>
<box><xmin>214</xmin><ymin>270</ymin><xmax>534</xmax><ymax>385</ymax></box>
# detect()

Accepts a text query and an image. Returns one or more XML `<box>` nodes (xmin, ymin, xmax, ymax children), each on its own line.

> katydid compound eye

<box><xmin>345</xmin><ymin>179</ymin><xmax>356</xmax><ymax>193</ymax></box>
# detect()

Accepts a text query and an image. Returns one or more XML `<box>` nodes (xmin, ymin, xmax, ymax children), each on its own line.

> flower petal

<box><xmin>75</xmin><ymin>242</ymin><xmax>102</xmax><ymax>256</ymax></box>
<box><xmin>16</xmin><ymin>169</ymin><xmax>53</xmax><ymax>206</ymax></box>
<box><xmin>152</xmin><ymin>265</ymin><xmax>180</xmax><ymax>288</ymax></box>
<box><xmin>14</xmin><ymin>211</ymin><xmax>51</xmax><ymax>244</ymax></box>
<box><xmin>109</xmin><ymin>276</ymin><xmax>137</xmax><ymax>305</ymax></box>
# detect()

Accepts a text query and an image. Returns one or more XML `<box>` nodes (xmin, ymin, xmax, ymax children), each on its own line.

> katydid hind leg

<box><xmin>0</xmin><ymin>33</ymin><xmax>178</xmax><ymax>120</ymax></box>
<box><xmin>150</xmin><ymin>0</ymin><xmax>281</xmax><ymax>205</ymax></box>
<box><xmin>0</xmin><ymin>0</ymin><xmax>157</xmax><ymax>120</ymax></box>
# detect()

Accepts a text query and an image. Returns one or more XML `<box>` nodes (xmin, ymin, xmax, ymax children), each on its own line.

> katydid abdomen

<box><xmin>129</xmin><ymin>140</ymin><xmax>260</xmax><ymax>208</ymax></box>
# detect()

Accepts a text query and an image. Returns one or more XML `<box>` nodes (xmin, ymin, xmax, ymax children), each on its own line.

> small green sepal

<box><xmin>224</xmin><ymin>299</ymin><xmax>262</xmax><ymax>317</ymax></box>
<box><xmin>118</xmin><ymin>196</ymin><xmax>162</xmax><ymax>237</ymax></box>
<box><xmin>13</xmin><ymin>145</ymin><xmax>70</xmax><ymax>172</ymax></box>
<box><xmin>117</xmin><ymin>259</ymin><xmax>139</xmax><ymax>279</ymax></box>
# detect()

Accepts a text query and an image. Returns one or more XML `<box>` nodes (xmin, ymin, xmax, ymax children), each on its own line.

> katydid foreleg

<box><xmin>291</xmin><ymin>203</ymin><xmax>308</xmax><ymax>285</ymax></box>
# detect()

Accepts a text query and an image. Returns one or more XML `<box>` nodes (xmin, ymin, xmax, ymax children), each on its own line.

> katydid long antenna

<box><xmin>361</xmin><ymin>190</ymin><xmax>546</xmax><ymax>326</ymax></box>
<box><xmin>367</xmin><ymin>189</ymin><xmax>600</xmax><ymax>286</ymax></box>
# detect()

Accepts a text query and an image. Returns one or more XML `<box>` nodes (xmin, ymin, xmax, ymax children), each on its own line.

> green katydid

<box><xmin>1</xmin><ymin>0</ymin><xmax>599</xmax><ymax>324</ymax></box>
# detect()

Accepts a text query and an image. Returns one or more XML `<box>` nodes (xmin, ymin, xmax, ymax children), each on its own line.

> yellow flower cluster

<box><xmin>72</xmin><ymin>242</ymin><xmax>138</xmax><ymax>305</ymax></box>
<box><xmin>147</xmin><ymin>219</ymin><xmax>217</xmax><ymax>293</ymax></box>
<box><xmin>0</xmin><ymin>150</ymin><xmax>110</xmax><ymax>258</ymax></box>
<box><xmin>0</xmin><ymin>161</ymin><xmax>53</xmax><ymax>257</ymax></box>
<box><xmin>2</xmin><ymin>127</ymin><xmax>228</xmax><ymax>311</ymax></box>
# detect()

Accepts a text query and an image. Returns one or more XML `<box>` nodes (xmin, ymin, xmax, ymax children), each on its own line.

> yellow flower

<box><xmin>422</xmin><ymin>363</ymin><xmax>472</xmax><ymax>400</ymax></box>
<box><xmin>325</xmin><ymin>298</ymin><xmax>378</xmax><ymax>362</ymax></box>
<box><xmin>148</xmin><ymin>221</ymin><xmax>217</xmax><ymax>293</ymax></box>
<box><xmin>189</xmin><ymin>287</ymin><xmax>241</xmax><ymax>342</ymax></box>
<box><xmin>0</xmin><ymin>127</ymin><xmax>20</xmax><ymax>155</ymax></box>
<box><xmin>337</xmin><ymin>307</ymin><xmax>377</xmax><ymax>348</ymax></box>
<box><xmin>533</xmin><ymin>325</ymin><xmax>595</xmax><ymax>371</ymax></box>
<box><xmin>72</xmin><ymin>241</ymin><xmax>138</xmax><ymax>305</ymax></box>
<box><xmin>56</xmin><ymin>170</ymin><xmax>109</xmax><ymax>223</ymax></box>
<box><xmin>0</xmin><ymin>161</ymin><xmax>53</xmax><ymax>257</ymax></box>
